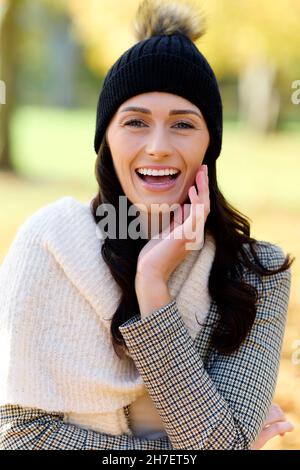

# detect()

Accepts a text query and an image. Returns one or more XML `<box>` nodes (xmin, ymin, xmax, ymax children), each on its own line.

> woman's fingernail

<box><xmin>282</xmin><ymin>422</ymin><xmax>295</xmax><ymax>434</ymax></box>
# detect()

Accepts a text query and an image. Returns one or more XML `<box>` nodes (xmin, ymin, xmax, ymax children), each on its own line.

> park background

<box><xmin>0</xmin><ymin>0</ymin><xmax>299</xmax><ymax>450</ymax></box>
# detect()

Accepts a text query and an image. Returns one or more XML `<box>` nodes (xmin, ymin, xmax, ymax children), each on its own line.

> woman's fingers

<box><xmin>182</xmin><ymin>187</ymin><xmax>204</xmax><ymax>250</ymax></box>
<box><xmin>263</xmin><ymin>421</ymin><xmax>294</xmax><ymax>437</ymax></box>
<box><xmin>162</xmin><ymin>164</ymin><xmax>208</xmax><ymax>246</ymax></box>
<box><xmin>250</xmin><ymin>421</ymin><xmax>295</xmax><ymax>450</ymax></box>
<box><xmin>195</xmin><ymin>167</ymin><xmax>204</xmax><ymax>196</ymax></box>
<box><xmin>204</xmin><ymin>165</ymin><xmax>211</xmax><ymax>215</ymax></box>
<box><xmin>195</xmin><ymin>164</ymin><xmax>210</xmax><ymax>217</ymax></box>
<box><xmin>264</xmin><ymin>403</ymin><xmax>286</xmax><ymax>426</ymax></box>
<box><xmin>175</xmin><ymin>164</ymin><xmax>207</xmax><ymax>250</ymax></box>
<box><xmin>250</xmin><ymin>403</ymin><xmax>295</xmax><ymax>450</ymax></box>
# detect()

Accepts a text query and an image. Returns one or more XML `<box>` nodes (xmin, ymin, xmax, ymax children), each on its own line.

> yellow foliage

<box><xmin>66</xmin><ymin>0</ymin><xmax>300</xmax><ymax>78</ymax></box>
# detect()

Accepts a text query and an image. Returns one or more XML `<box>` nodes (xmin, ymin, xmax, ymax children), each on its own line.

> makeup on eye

<box><xmin>123</xmin><ymin>119</ymin><xmax>195</xmax><ymax>129</ymax></box>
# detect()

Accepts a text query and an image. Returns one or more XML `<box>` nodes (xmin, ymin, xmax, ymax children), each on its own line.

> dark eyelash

<box><xmin>124</xmin><ymin>119</ymin><xmax>194</xmax><ymax>129</ymax></box>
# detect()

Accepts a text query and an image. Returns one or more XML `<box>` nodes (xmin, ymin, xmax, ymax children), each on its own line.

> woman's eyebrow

<box><xmin>120</xmin><ymin>106</ymin><xmax>203</xmax><ymax>119</ymax></box>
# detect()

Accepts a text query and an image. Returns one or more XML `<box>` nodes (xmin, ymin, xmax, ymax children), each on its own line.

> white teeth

<box><xmin>136</xmin><ymin>168</ymin><xmax>179</xmax><ymax>176</ymax></box>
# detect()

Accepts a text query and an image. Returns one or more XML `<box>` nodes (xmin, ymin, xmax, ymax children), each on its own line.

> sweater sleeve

<box><xmin>118</xmin><ymin>243</ymin><xmax>292</xmax><ymax>450</ymax></box>
<box><xmin>0</xmin><ymin>404</ymin><xmax>173</xmax><ymax>450</ymax></box>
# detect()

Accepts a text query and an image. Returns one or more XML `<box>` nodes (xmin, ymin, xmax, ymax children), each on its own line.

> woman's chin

<box><xmin>132</xmin><ymin>195</ymin><xmax>181</xmax><ymax>213</ymax></box>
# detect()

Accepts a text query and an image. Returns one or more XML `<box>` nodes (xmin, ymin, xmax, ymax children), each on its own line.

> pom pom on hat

<box><xmin>132</xmin><ymin>0</ymin><xmax>206</xmax><ymax>42</ymax></box>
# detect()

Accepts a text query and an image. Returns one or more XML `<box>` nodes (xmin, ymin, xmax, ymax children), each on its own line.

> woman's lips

<box><xmin>134</xmin><ymin>170</ymin><xmax>181</xmax><ymax>192</ymax></box>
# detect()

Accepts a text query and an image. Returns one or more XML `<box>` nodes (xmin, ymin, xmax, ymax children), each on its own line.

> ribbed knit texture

<box><xmin>0</xmin><ymin>196</ymin><xmax>216</xmax><ymax>436</ymax></box>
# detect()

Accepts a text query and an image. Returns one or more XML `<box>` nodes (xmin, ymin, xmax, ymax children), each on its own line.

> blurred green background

<box><xmin>0</xmin><ymin>0</ymin><xmax>300</xmax><ymax>450</ymax></box>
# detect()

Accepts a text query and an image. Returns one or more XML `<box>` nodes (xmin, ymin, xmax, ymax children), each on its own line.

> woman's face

<box><xmin>106</xmin><ymin>91</ymin><xmax>210</xmax><ymax>212</ymax></box>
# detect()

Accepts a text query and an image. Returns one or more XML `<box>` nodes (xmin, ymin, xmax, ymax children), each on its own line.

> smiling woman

<box><xmin>105</xmin><ymin>92</ymin><xmax>210</xmax><ymax>208</ymax></box>
<box><xmin>0</xmin><ymin>0</ymin><xmax>295</xmax><ymax>451</ymax></box>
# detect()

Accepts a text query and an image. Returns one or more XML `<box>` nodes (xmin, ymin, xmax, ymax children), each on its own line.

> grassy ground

<box><xmin>1</xmin><ymin>106</ymin><xmax>299</xmax><ymax>449</ymax></box>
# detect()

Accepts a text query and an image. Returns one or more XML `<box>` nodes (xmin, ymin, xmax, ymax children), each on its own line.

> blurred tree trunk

<box><xmin>238</xmin><ymin>57</ymin><xmax>280</xmax><ymax>133</ymax></box>
<box><xmin>0</xmin><ymin>0</ymin><xmax>20</xmax><ymax>171</ymax></box>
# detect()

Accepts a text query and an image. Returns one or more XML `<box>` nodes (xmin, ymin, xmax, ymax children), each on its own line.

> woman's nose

<box><xmin>145</xmin><ymin>127</ymin><xmax>172</xmax><ymax>158</ymax></box>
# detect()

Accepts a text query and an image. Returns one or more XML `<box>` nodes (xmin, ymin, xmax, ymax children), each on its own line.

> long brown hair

<box><xmin>90</xmin><ymin>137</ymin><xmax>294</xmax><ymax>359</ymax></box>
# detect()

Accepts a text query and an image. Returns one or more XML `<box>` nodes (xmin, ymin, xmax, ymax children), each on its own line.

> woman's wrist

<box><xmin>135</xmin><ymin>271</ymin><xmax>172</xmax><ymax>318</ymax></box>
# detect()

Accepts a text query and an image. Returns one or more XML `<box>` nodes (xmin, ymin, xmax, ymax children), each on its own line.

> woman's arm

<box><xmin>0</xmin><ymin>399</ymin><xmax>293</xmax><ymax>450</ymax></box>
<box><xmin>119</xmin><ymin>243</ymin><xmax>292</xmax><ymax>450</ymax></box>
<box><xmin>0</xmin><ymin>404</ymin><xmax>173</xmax><ymax>450</ymax></box>
<box><xmin>250</xmin><ymin>403</ymin><xmax>294</xmax><ymax>450</ymax></box>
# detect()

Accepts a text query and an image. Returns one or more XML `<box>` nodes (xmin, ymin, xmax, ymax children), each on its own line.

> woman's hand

<box><xmin>250</xmin><ymin>403</ymin><xmax>294</xmax><ymax>450</ymax></box>
<box><xmin>136</xmin><ymin>164</ymin><xmax>210</xmax><ymax>284</ymax></box>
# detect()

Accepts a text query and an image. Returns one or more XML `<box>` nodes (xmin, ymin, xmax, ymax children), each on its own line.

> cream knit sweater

<box><xmin>0</xmin><ymin>196</ymin><xmax>216</xmax><ymax>436</ymax></box>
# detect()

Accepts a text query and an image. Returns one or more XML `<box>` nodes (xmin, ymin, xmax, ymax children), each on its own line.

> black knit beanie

<box><xmin>94</xmin><ymin>0</ymin><xmax>223</xmax><ymax>161</ymax></box>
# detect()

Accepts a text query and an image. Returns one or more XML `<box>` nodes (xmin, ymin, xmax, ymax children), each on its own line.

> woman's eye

<box><xmin>124</xmin><ymin>119</ymin><xmax>145</xmax><ymax>128</ymax></box>
<box><xmin>175</xmin><ymin>122</ymin><xmax>194</xmax><ymax>129</ymax></box>
<box><xmin>124</xmin><ymin>119</ymin><xmax>194</xmax><ymax>129</ymax></box>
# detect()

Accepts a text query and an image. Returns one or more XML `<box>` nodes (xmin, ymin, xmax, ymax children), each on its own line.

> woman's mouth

<box><xmin>134</xmin><ymin>168</ymin><xmax>181</xmax><ymax>192</ymax></box>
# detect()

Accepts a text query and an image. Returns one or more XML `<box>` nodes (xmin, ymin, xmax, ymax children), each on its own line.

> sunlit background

<box><xmin>0</xmin><ymin>0</ymin><xmax>299</xmax><ymax>450</ymax></box>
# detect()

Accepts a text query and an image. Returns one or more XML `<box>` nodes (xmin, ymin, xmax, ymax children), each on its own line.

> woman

<box><xmin>0</xmin><ymin>0</ymin><xmax>295</xmax><ymax>450</ymax></box>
